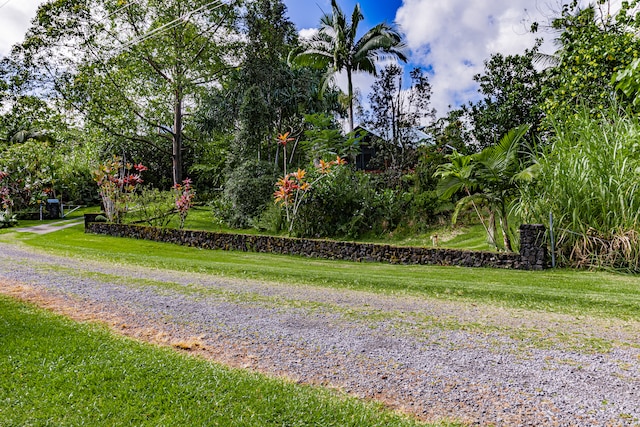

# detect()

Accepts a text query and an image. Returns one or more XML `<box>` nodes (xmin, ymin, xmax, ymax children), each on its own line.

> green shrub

<box><xmin>222</xmin><ymin>160</ymin><xmax>279</xmax><ymax>228</ymax></box>
<box><xmin>253</xmin><ymin>203</ymin><xmax>286</xmax><ymax>233</ymax></box>
<box><xmin>406</xmin><ymin>190</ymin><xmax>447</xmax><ymax>227</ymax></box>
<box><xmin>0</xmin><ymin>211</ymin><xmax>17</xmax><ymax>228</ymax></box>
<box><xmin>125</xmin><ymin>188</ymin><xmax>176</xmax><ymax>227</ymax></box>
<box><xmin>291</xmin><ymin>167</ymin><xmax>407</xmax><ymax>238</ymax></box>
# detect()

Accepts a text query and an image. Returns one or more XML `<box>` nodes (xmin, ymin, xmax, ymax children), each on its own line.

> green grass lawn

<box><xmin>119</xmin><ymin>206</ymin><xmax>497</xmax><ymax>250</ymax></box>
<box><xmin>3</xmin><ymin>223</ymin><xmax>640</xmax><ymax>321</ymax></box>
<box><xmin>0</xmin><ymin>296</ymin><xmax>439</xmax><ymax>426</ymax></box>
<box><xmin>358</xmin><ymin>224</ymin><xmax>494</xmax><ymax>251</ymax></box>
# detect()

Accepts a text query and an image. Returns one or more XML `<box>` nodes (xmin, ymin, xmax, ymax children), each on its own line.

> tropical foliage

<box><xmin>540</xmin><ymin>1</ymin><xmax>640</xmax><ymax>118</ymax></box>
<box><xmin>0</xmin><ymin>171</ymin><xmax>16</xmax><ymax>228</ymax></box>
<box><xmin>2</xmin><ymin>0</ymin><xmax>640</xmax><ymax>271</ymax></box>
<box><xmin>519</xmin><ymin>108</ymin><xmax>640</xmax><ymax>271</ymax></box>
<box><xmin>173</xmin><ymin>178</ymin><xmax>195</xmax><ymax>230</ymax></box>
<box><xmin>290</xmin><ymin>0</ymin><xmax>407</xmax><ymax>132</ymax></box>
<box><xmin>465</xmin><ymin>43</ymin><xmax>545</xmax><ymax>150</ymax></box>
<box><xmin>274</xmin><ymin>154</ymin><xmax>346</xmax><ymax>235</ymax></box>
<box><xmin>92</xmin><ymin>157</ymin><xmax>147</xmax><ymax>223</ymax></box>
<box><xmin>435</xmin><ymin>125</ymin><xmax>532</xmax><ymax>251</ymax></box>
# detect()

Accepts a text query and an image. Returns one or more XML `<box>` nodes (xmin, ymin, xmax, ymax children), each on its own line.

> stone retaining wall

<box><xmin>85</xmin><ymin>218</ymin><xmax>548</xmax><ymax>270</ymax></box>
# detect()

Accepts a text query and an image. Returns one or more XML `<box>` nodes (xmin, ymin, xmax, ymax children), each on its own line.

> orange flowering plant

<box><xmin>277</xmin><ymin>132</ymin><xmax>296</xmax><ymax>176</ymax></box>
<box><xmin>274</xmin><ymin>155</ymin><xmax>347</xmax><ymax>234</ymax></box>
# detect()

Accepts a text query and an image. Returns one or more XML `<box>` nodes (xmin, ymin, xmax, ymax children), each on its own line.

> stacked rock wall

<box><xmin>86</xmin><ymin>218</ymin><xmax>548</xmax><ymax>270</ymax></box>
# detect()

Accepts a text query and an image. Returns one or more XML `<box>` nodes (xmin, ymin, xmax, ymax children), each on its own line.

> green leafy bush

<box><xmin>222</xmin><ymin>160</ymin><xmax>279</xmax><ymax>228</ymax></box>
<box><xmin>253</xmin><ymin>203</ymin><xmax>286</xmax><ymax>233</ymax></box>
<box><xmin>0</xmin><ymin>211</ymin><xmax>17</xmax><ymax>228</ymax></box>
<box><xmin>125</xmin><ymin>188</ymin><xmax>176</xmax><ymax>227</ymax></box>
<box><xmin>291</xmin><ymin>167</ymin><xmax>402</xmax><ymax>238</ymax></box>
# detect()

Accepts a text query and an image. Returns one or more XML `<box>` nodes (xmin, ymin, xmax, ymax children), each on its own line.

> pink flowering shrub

<box><xmin>173</xmin><ymin>178</ymin><xmax>195</xmax><ymax>229</ymax></box>
<box><xmin>92</xmin><ymin>156</ymin><xmax>147</xmax><ymax>223</ymax></box>
<box><xmin>0</xmin><ymin>171</ymin><xmax>17</xmax><ymax>228</ymax></box>
<box><xmin>0</xmin><ymin>171</ymin><xmax>12</xmax><ymax>212</ymax></box>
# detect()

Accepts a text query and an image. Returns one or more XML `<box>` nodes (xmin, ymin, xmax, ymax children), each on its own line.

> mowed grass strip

<box><xmin>10</xmin><ymin>226</ymin><xmax>640</xmax><ymax>321</ymax></box>
<box><xmin>0</xmin><ymin>296</ymin><xmax>444</xmax><ymax>427</ymax></box>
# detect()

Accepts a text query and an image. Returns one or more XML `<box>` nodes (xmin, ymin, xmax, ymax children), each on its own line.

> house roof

<box><xmin>352</xmin><ymin>124</ymin><xmax>431</xmax><ymax>146</ymax></box>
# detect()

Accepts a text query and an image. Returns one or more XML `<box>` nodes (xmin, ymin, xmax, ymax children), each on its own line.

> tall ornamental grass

<box><xmin>520</xmin><ymin>108</ymin><xmax>640</xmax><ymax>271</ymax></box>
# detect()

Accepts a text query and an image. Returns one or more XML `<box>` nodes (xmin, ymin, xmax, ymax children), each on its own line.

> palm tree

<box><xmin>435</xmin><ymin>124</ymin><xmax>533</xmax><ymax>251</ymax></box>
<box><xmin>291</xmin><ymin>0</ymin><xmax>407</xmax><ymax>132</ymax></box>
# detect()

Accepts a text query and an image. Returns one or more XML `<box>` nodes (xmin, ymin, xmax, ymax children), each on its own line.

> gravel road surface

<box><xmin>1</xmin><ymin>242</ymin><xmax>639</xmax><ymax>426</ymax></box>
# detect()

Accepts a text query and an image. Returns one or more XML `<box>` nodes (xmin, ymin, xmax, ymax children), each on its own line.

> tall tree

<box><xmin>8</xmin><ymin>0</ymin><xmax>240</xmax><ymax>185</ymax></box>
<box><xmin>291</xmin><ymin>0</ymin><xmax>407</xmax><ymax>132</ymax></box>
<box><xmin>364</xmin><ymin>64</ymin><xmax>434</xmax><ymax>169</ymax></box>
<box><xmin>465</xmin><ymin>42</ymin><xmax>545</xmax><ymax>150</ymax></box>
<box><xmin>197</xmin><ymin>0</ymin><xmax>333</xmax><ymax>227</ymax></box>
<box><xmin>198</xmin><ymin>0</ymin><xmax>334</xmax><ymax>167</ymax></box>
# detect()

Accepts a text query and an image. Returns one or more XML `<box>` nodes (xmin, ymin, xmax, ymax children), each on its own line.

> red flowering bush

<box><xmin>0</xmin><ymin>171</ymin><xmax>12</xmax><ymax>212</ymax></box>
<box><xmin>0</xmin><ymin>171</ymin><xmax>18</xmax><ymax>228</ymax></box>
<box><xmin>92</xmin><ymin>156</ymin><xmax>147</xmax><ymax>223</ymax></box>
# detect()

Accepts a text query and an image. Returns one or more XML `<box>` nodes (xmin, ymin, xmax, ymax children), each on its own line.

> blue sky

<box><xmin>283</xmin><ymin>0</ymin><xmax>402</xmax><ymax>30</ymax></box>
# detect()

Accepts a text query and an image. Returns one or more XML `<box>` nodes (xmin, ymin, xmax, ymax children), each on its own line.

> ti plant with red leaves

<box><xmin>173</xmin><ymin>178</ymin><xmax>195</xmax><ymax>230</ymax></box>
<box><xmin>274</xmin><ymin>155</ymin><xmax>347</xmax><ymax>235</ymax></box>
<box><xmin>92</xmin><ymin>156</ymin><xmax>147</xmax><ymax>223</ymax></box>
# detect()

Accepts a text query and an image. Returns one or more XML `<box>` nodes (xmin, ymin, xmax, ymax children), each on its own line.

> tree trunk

<box><xmin>500</xmin><ymin>206</ymin><xmax>513</xmax><ymax>252</ymax></box>
<box><xmin>488</xmin><ymin>210</ymin><xmax>497</xmax><ymax>249</ymax></box>
<box><xmin>347</xmin><ymin>67</ymin><xmax>354</xmax><ymax>133</ymax></box>
<box><xmin>172</xmin><ymin>87</ymin><xmax>183</xmax><ymax>185</ymax></box>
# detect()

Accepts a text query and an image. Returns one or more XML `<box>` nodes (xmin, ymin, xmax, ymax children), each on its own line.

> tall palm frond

<box><xmin>474</xmin><ymin>124</ymin><xmax>530</xmax><ymax>182</ymax></box>
<box><xmin>290</xmin><ymin>0</ymin><xmax>407</xmax><ymax>132</ymax></box>
<box><xmin>434</xmin><ymin>151</ymin><xmax>475</xmax><ymax>200</ymax></box>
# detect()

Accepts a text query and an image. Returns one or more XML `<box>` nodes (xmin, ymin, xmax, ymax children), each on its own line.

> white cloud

<box><xmin>395</xmin><ymin>0</ymin><xmax>551</xmax><ymax>115</ymax></box>
<box><xmin>298</xmin><ymin>28</ymin><xmax>318</xmax><ymax>40</ymax></box>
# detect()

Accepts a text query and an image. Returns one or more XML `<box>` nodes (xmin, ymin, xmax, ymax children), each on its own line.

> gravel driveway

<box><xmin>1</xmin><ymin>242</ymin><xmax>639</xmax><ymax>426</ymax></box>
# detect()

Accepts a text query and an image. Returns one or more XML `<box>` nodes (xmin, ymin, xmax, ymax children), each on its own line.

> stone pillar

<box><xmin>519</xmin><ymin>224</ymin><xmax>547</xmax><ymax>270</ymax></box>
<box><xmin>84</xmin><ymin>213</ymin><xmax>103</xmax><ymax>229</ymax></box>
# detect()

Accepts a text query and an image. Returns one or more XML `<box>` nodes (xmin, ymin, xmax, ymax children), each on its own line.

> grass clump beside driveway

<box><xmin>0</xmin><ymin>296</ymin><xmax>443</xmax><ymax>427</ymax></box>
